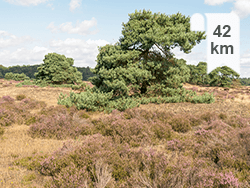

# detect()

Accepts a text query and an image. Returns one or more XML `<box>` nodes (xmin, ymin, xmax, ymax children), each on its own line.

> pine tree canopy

<box><xmin>89</xmin><ymin>9</ymin><xmax>207</xmax><ymax>98</ymax></box>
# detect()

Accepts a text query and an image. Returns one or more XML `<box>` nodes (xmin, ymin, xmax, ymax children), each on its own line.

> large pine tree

<box><xmin>58</xmin><ymin>9</ymin><xmax>215</xmax><ymax>113</ymax></box>
<box><xmin>89</xmin><ymin>9</ymin><xmax>207</xmax><ymax>99</ymax></box>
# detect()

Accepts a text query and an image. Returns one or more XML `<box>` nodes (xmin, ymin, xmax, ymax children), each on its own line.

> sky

<box><xmin>0</xmin><ymin>0</ymin><xmax>250</xmax><ymax>78</ymax></box>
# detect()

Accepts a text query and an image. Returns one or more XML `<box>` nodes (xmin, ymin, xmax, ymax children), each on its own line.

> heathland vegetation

<box><xmin>0</xmin><ymin>9</ymin><xmax>250</xmax><ymax>187</ymax></box>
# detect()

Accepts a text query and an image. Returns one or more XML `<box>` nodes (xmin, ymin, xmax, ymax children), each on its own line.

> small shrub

<box><xmin>38</xmin><ymin>134</ymin><xmax>124</xmax><ymax>187</ymax></box>
<box><xmin>125</xmin><ymin>147</ymin><xmax>169</xmax><ymax>187</ymax></box>
<box><xmin>169</xmin><ymin>114</ymin><xmax>192</xmax><ymax>133</ymax></box>
<box><xmin>28</xmin><ymin>106</ymin><xmax>93</xmax><ymax>139</ymax></box>
<box><xmin>0</xmin><ymin>95</ymin><xmax>15</xmax><ymax>103</ymax></box>
<box><xmin>22</xmin><ymin>173</ymin><xmax>36</xmax><ymax>185</ymax></box>
<box><xmin>16</xmin><ymin>94</ymin><xmax>26</xmax><ymax>101</ymax></box>
<box><xmin>0</xmin><ymin>126</ymin><xmax>4</xmax><ymax>136</ymax></box>
<box><xmin>5</xmin><ymin>72</ymin><xmax>30</xmax><ymax>81</ymax></box>
<box><xmin>151</xmin><ymin>120</ymin><xmax>173</xmax><ymax>142</ymax></box>
<box><xmin>13</xmin><ymin>154</ymin><xmax>49</xmax><ymax>171</ymax></box>
<box><xmin>225</xmin><ymin>115</ymin><xmax>249</xmax><ymax>128</ymax></box>
<box><xmin>11</xmin><ymin>153</ymin><xmax>19</xmax><ymax>158</ymax></box>
<box><xmin>19</xmin><ymin>98</ymin><xmax>46</xmax><ymax>110</ymax></box>
<box><xmin>166</xmin><ymin>139</ymin><xmax>182</xmax><ymax>151</ymax></box>
<box><xmin>77</xmin><ymin>110</ymin><xmax>90</xmax><ymax>119</ymax></box>
<box><xmin>0</xmin><ymin>108</ymin><xmax>16</xmax><ymax>126</ymax></box>
<box><xmin>189</xmin><ymin>114</ymin><xmax>203</xmax><ymax>127</ymax></box>
<box><xmin>25</xmin><ymin>116</ymin><xmax>38</xmax><ymax>126</ymax></box>
<box><xmin>199</xmin><ymin>111</ymin><xmax>218</xmax><ymax>124</ymax></box>
<box><xmin>219</xmin><ymin>112</ymin><xmax>227</xmax><ymax>120</ymax></box>
<box><xmin>91</xmin><ymin>108</ymin><xmax>175</xmax><ymax>146</ymax></box>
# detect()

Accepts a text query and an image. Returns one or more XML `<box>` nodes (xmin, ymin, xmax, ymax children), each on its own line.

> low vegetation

<box><xmin>0</xmin><ymin>78</ymin><xmax>250</xmax><ymax>187</ymax></box>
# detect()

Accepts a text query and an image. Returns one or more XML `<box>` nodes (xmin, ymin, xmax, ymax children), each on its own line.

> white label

<box><xmin>190</xmin><ymin>12</ymin><xmax>240</xmax><ymax>76</ymax></box>
<box><xmin>205</xmin><ymin>12</ymin><xmax>240</xmax><ymax>75</ymax></box>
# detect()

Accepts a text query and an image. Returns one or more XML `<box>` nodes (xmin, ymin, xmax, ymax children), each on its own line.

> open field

<box><xmin>0</xmin><ymin>79</ymin><xmax>250</xmax><ymax>187</ymax></box>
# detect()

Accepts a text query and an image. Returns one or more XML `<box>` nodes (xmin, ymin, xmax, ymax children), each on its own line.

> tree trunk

<box><xmin>140</xmin><ymin>81</ymin><xmax>148</xmax><ymax>94</ymax></box>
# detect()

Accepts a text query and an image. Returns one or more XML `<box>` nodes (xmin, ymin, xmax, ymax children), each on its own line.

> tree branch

<box><xmin>154</xmin><ymin>43</ymin><xmax>174</xmax><ymax>60</ymax></box>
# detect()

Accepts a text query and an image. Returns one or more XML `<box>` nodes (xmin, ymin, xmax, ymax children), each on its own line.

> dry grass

<box><xmin>0</xmin><ymin>79</ymin><xmax>249</xmax><ymax>187</ymax></box>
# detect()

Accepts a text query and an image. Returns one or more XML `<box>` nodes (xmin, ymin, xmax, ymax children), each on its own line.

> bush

<box><xmin>0</xmin><ymin>95</ymin><xmax>47</xmax><ymax>126</ymax></box>
<box><xmin>15</xmin><ymin>80</ymin><xmax>37</xmax><ymax>87</ymax></box>
<box><xmin>58</xmin><ymin>87</ymin><xmax>214</xmax><ymax>114</ymax></box>
<box><xmin>28</xmin><ymin>106</ymin><xmax>93</xmax><ymax>139</ymax></box>
<box><xmin>34</xmin><ymin>52</ymin><xmax>82</xmax><ymax>86</ymax></box>
<box><xmin>57</xmin><ymin>87</ymin><xmax>115</xmax><ymax>112</ymax></box>
<box><xmin>91</xmin><ymin>108</ymin><xmax>173</xmax><ymax>146</ymax></box>
<box><xmin>16</xmin><ymin>94</ymin><xmax>26</xmax><ymax>101</ymax></box>
<box><xmin>5</xmin><ymin>72</ymin><xmax>30</xmax><ymax>81</ymax></box>
<box><xmin>38</xmin><ymin>134</ymin><xmax>124</xmax><ymax>187</ymax></box>
<box><xmin>168</xmin><ymin>114</ymin><xmax>192</xmax><ymax>133</ymax></box>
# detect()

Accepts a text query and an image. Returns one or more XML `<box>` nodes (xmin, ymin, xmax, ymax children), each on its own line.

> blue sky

<box><xmin>0</xmin><ymin>0</ymin><xmax>250</xmax><ymax>78</ymax></box>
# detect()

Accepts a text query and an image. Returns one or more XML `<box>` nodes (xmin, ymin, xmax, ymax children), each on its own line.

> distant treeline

<box><xmin>0</xmin><ymin>64</ymin><xmax>96</xmax><ymax>81</ymax></box>
<box><xmin>0</xmin><ymin>64</ymin><xmax>250</xmax><ymax>86</ymax></box>
<box><xmin>239</xmin><ymin>77</ymin><xmax>250</xmax><ymax>86</ymax></box>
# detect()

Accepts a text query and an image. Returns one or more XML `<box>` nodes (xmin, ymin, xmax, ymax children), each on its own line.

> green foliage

<box><xmin>187</xmin><ymin>62</ymin><xmax>242</xmax><ymax>88</ymax></box>
<box><xmin>21</xmin><ymin>173</ymin><xmax>37</xmax><ymax>185</ymax></box>
<box><xmin>34</xmin><ymin>52</ymin><xmax>83</xmax><ymax>85</ymax></box>
<box><xmin>0</xmin><ymin>64</ymin><xmax>40</xmax><ymax>79</ymax></box>
<box><xmin>76</xmin><ymin>66</ymin><xmax>96</xmax><ymax>81</ymax></box>
<box><xmin>78</xmin><ymin>111</ymin><xmax>90</xmax><ymax>119</ymax></box>
<box><xmin>105</xmin><ymin>96</ymin><xmax>141</xmax><ymax>113</ymax></box>
<box><xmin>239</xmin><ymin>77</ymin><xmax>250</xmax><ymax>86</ymax></box>
<box><xmin>188</xmin><ymin>92</ymin><xmax>215</xmax><ymax>104</ymax></box>
<box><xmin>13</xmin><ymin>154</ymin><xmax>49</xmax><ymax>171</ymax></box>
<box><xmin>0</xmin><ymin>64</ymin><xmax>95</xmax><ymax>81</ymax></box>
<box><xmin>208</xmin><ymin>66</ymin><xmax>240</xmax><ymax>87</ymax></box>
<box><xmin>15</xmin><ymin>80</ymin><xmax>37</xmax><ymax>87</ymax></box>
<box><xmin>187</xmin><ymin>62</ymin><xmax>211</xmax><ymax>85</ymax></box>
<box><xmin>57</xmin><ymin>9</ymin><xmax>215</xmax><ymax>113</ymax></box>
<box><xmin>4</xmin><ymin>72</ymin><xmax>30</xmax><ymax>81</ymax></box>
<box><xmin>230</xmin><ymin>78</ymin><xmax>243</xmax><ymax>89</ymax></box>
<box><xmin>71</xmin><ymin>82</ymin><xmax>87</xmax><ymax>91</ymax></box>
<box><xmin>57</xmin><ymin>87</ymin><xmax>112</xmax><ymax>111</ymax></box>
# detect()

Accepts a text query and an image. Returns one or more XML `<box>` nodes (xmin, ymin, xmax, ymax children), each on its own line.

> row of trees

<box><xmin>239</xmin><ymin>77</ymin><xmax>250</xmax><ymax>86</ymax></box>
<box><xmin>2</xmin><ymin>59</ymin><xmax>247</xmax><ymax>86</ymax></box>
<box><xmin>187</xmin><ymin>62</ymin><xmax>241</xmax><ymax>87</ymax></box>
<box><xmin>0</xmin><ymin>63</ymin><xmax>95</xmax><ymax>81</ymax></box>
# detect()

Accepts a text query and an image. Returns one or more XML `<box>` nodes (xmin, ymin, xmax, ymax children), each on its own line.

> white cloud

<box><xmin>0</xmin><ymin>38</ymin><xmax>110</xmax><ymax>68</ymax></box>
<box><xmin>47</xmin><ymin>22</ymin><xmax>57</xmax><ymax>33</ymax></box>
<box><xmin>0</xmin><ymin>30</ymin><xmax>34</xmax><ymax>48</ymax></box>
<box><xmin>205</xmin><ymin>0</ymin><xmax>250</xmax><ymax>19</ymax></box>
<box><xmin>204</xmin><ymin>0</ymin><xmax>234</xmax><ymax>5</ymax></box>
<box><xmin>49</xmin><ymin>38</ymin><xmax>109</xmax><ymax>67</ymax></box>
<box><xmin>0</xmin><ymin>31</ymin><xmax>10</xmax><ymax>37</ymax></box>
<box><xmin>47</xmin><ymin>3</ymin><xmax>54</xmax><ymax>10</ymax></box>
<box><xmin>240</xmin><ymin>50</ymin><xmax>250</xmax><ymax>64</ymax></box>
<box><xmin>69</xmin><ymin>0</ymin><xmax>82</xmax><ymax>11</ymax></box>
<box><xmin>240</xmin><ymin>50</ymin><xmax>250</xmax><ymax>78</ymax></box>
<box><xmin>3</xmin><ymin>0</ymin><xmax>49</xmax><ymax>6</ymax></box>
<box><xmin>0</xmin><ymin>46</ymin><xmax>50</xmax><ymax>67</ymax></box>
<box><xmin>230</xmin><ymin>0</ymin><xmax>250</xmax><ymax>19</ymax></box>
<box><xmin>47</xmin><ymin>18</ymin><xmax>99</xmax><ymax>35</ymax></box>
